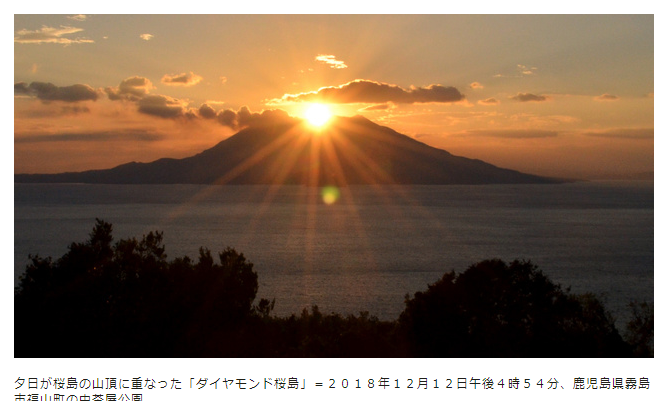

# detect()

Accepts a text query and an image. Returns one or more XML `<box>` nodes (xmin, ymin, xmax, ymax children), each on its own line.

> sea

<box><xmin>14</xmin><ymin>181</ymin><xmax>653</xmax><ymax>329</ymax></box>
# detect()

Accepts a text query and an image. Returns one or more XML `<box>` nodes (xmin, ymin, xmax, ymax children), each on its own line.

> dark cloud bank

<box><xmin>15</xmin><ymin>129</ymin><xmax>164</xmax><ymax>144</ymax></box>
<box><xmin>15</xmin><ymin>81</ymin><xmax>99</xmax><ymax>103</ymax></box>
<box><xmin>278</xmin><ymin>80</ymin><xmax>465</xmax><ymax>104</ymax></box>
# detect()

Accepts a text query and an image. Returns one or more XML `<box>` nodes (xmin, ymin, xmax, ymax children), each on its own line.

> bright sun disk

<box><xmin>305</xmin><ymin>103</ymin><xmax>332</xmax><ymax>127</ymax></box>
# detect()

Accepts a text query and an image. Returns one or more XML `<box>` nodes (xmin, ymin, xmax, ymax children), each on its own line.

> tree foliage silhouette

<box><xmin>399</xmin><ymin>259</ymin><xmax>631</xmax><ymax>357</ymax></box>
<box><xmin>625</xmin><ymin>301</ymin><xmax>654</xmax><ymax>357</ymax></box>
<box><xmin>15</xmin><ymin>219</ymin><xmax>263</xmax><ymax>357</ymax></box>
<box><xmin>15</xmin><ymin>222</ymin><xmax>650</xmax><ymax>357</ymax></box>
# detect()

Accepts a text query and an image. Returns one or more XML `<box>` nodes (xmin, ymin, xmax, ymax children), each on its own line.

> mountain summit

<box><xmin>15</xmin><ymin>115</ymin><xmax>561</xmax><ymax>185</ymax></box>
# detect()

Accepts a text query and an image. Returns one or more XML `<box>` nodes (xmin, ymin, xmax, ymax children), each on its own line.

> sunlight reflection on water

<box><xmin>15</xmin><ymin>181</ymin><xmax>653</xmax><ymax>327</ymax></box>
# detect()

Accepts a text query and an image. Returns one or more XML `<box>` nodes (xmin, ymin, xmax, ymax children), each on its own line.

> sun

<box><xmin>304</xmin><ymin>103</ymin><xmax>332</xmax><ymax>127</ymax></box>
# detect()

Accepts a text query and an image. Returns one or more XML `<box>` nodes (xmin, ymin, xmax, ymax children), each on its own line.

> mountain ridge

<box><xmin>15</xmin><ymin>115</ymin><xmax>565</xmax><ymax>185</ymax></box>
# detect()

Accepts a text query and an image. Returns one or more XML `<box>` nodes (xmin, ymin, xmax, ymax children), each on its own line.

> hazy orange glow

<box><xmin>12</xmin><ymin>15</ymin><xmax>653</xmax><ymax>180</ymax></box>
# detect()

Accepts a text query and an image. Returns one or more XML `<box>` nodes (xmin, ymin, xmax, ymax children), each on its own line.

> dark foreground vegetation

<box><xmin>15</xmin><ymin>220</ymin><xmax>653</xmax><ymax>357</ymax></box>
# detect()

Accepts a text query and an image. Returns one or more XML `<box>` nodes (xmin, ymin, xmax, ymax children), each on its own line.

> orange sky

<box><xmin>14</xmin><ymin>15</ymin><xmax>654</xmax><ymax>179</ymax></box>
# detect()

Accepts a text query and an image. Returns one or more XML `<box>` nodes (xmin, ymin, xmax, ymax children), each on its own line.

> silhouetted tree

<box><xmin>245</xmin><ymin>306</ymin><xmax>401</xmax><ymax>358</ymax></box>
<box><xmin>16</xmin><ymin>222</ymin><xmax>650</xmax><ymax>357</ymax></box>
<box><xmin>15</xmin><ymin>219</ymin><xmax>263</xmax><ymax>357</ymax></box>
<box><xmin>398</xmin><ymin>259</ymin><xmax>630</xmax><ymax>357</ymax></box>
<box><xmin>625</xmin><ymin>301</ymin><xmax>654</xmax><ymax>357</ymax></box>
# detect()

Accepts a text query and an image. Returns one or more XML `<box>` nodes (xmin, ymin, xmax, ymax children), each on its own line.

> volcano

<box><xmin>15</xmin><ymin>115</ymin><xmax>563</xmax><ymax>185</ymax></box>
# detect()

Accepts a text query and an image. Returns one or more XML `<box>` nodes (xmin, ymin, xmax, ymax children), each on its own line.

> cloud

<box><xmin>594</xmin><ymin>93</ymin><xmax>620</xmax><ymax>102</ymax></box>
<box><xmin>360</xmin><ymin>104</ymin><xmax>392</xmax><ymax>111</ymax></box>
<box><xmin>494</xmin><ymin>65</ymin><xmax>538</xmax><ymax>79</ymax></box>
<box><xmin>315</xmin><ymin>54</ymin><xmax>348</xmax><ymax>69</ymax></box>
<box><xmin>510</xmin><ymin>92</ymin><xmax>548</xmax><ymax>102</ymax></box>
<box><xmin>275</xmin><ymin>80</ymin><xmax>465</xmax><ymax>105</ymax></box>
<box><xmin>58</xmin><ymin>105</ymin><xmax>91</xmax><ymax>115</ymax></box>
<box><xmin>15</xmin><ymin>129</ymin><xmax>164</xmax><ymax>143</ymax></box>
<box><xmin>478</xmin><ymin>97</ymin><xmax>500</xmax><ymax>106</ymax></box>
<box><xmin>137</xmin><ymin>95</ymin><xmax>188</xmax><ymax>119</ymax></box>
<box><xmin>16</xmin><ymin>105</ymin><xmax>91</xmax><ymax>119</ymax></box>
<box><xmin>103</xmin><ymin>76</ymin><xmax>199</xmax><ymax>121</ymax></box>
<box><xmin>529</xmin><ymin>115</ymin><xmax>580</xmax><ymax>125</ymax></box>
<box><xmin>198</xmin><ymin>104</ymin><xmax>217</xmax><ymax>119</ymax></box>
<box><xmin>67</xmin><ymin>15</ymin><xmax>87</xmax><ymax>21</ymax></box>
<box><xmin>106</xmin><ymin>76</ymin><xmax>154</xmax><ymax>101</ymax></box>
<box><xmin>140</xmin><ymin>34</ymin><xmax>154</xmax><ymax>41</ymax></box>
<box><xmin>583</xmin><ymin>128</ymin><xmax>653</xmax><ymax>140</ymax></box>
<box><xmin>214</xmin><ymin>106</ymin><xmax>294</xmax><ymax>130</ymax></box>
<box><xmin>161</xmin><ymin>72</ymin><xmax>203</xmax><ymax>87</ymax></box>
<box><xmin>517</xmin><ymin>64</ymin><xmax>537</xmax><ymax>75</ymax></box>
<box><xmin>15</xmin><ymin>81</ymin><xmax>99</xmax><ymax>102</ymax></box>
<box><xmin>14</xmin><ymin>82</ymin><xmax>31</xmax><ymax>95</ymax></box>
<box><xmin>460</xmin><ymin>129</ymin><xmax>559</xmax><ymax>139</ymax></box>
<box><xmin>14</xmin><ymin>25</ymin><xmax>94</xmax><ymax>45</ymax></box>
<box><xmin>217</xmin><ymin>109</ymin><xmax>238</xmax><ymax>128</ymax></box>
<box><xmin>470</xmin><ymin>82</ymin><xmax>484</xmax><ymax>89</ymax></box>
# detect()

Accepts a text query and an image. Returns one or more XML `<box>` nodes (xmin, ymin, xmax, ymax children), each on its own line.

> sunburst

<box><xmin>304</xmin><ymin>103</ymin><xmax>332</xmax><ymax>127</ymax></box>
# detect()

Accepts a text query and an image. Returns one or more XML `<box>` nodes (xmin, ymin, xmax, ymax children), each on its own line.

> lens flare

<box><xmin>321</xmin><ymin>186</ymin><xmax>340</xmax><ymax>205</ymax></box>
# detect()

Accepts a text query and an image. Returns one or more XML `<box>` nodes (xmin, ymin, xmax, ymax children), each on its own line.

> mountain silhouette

<box><xmin>15</xmin><ymin>115</ymin><xmax>562</xmax><ymax>185</ymax></box>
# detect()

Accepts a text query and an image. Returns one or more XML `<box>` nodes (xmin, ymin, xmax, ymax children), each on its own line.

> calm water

<box><xmin>14</xmin><ymin>182</ymin><xmax>653</xmax><ymax>327</ymax></box>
